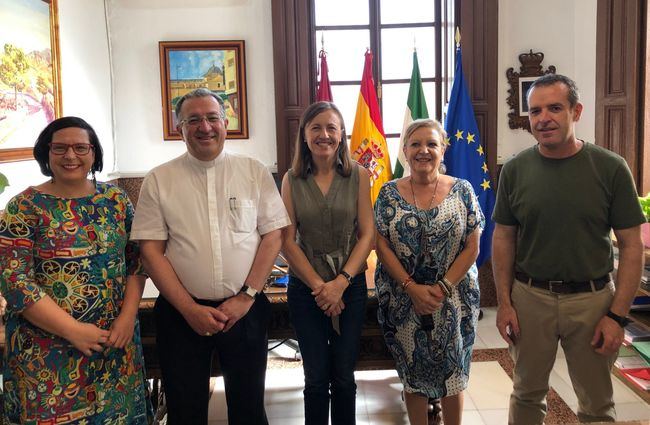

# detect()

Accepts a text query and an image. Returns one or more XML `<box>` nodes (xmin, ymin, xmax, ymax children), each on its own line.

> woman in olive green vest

<box><xmin>281</xmin><ymin>101</ymin><xmax>373</xmax><ymax>425</ymax></box>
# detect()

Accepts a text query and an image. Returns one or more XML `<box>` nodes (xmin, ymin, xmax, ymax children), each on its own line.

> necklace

<box><xmin>410</xmin><ymin>175</ymin><xmax>440</xmax><ymax>211</ymax></box>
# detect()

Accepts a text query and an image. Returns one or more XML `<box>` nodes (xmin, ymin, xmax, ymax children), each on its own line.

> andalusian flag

<box><xmin>395</xmin><ymin>50</ymin><xmax>429</xmax><ymax>179</ymax></box>
<box><xmin>350</xmin><ymin>49</ymin><xmax>392</xmax><ymax>202</ymax></box>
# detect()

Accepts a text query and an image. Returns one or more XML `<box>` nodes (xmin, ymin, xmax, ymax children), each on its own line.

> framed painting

<box><xmin>159</xmin><ymin>40</ymin><xmax>249</xmax><ymax>140</ymax></box>
<box><xmin>0</xmin><ymin>0</ymin><xmax>62</xmax><ymax>163</ymax></box>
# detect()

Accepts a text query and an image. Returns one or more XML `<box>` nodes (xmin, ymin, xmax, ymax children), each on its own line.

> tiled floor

<box><xmin>207</xmin><ymin>307</ymin><xmax>650</xmax><ymax>424</ymax></box>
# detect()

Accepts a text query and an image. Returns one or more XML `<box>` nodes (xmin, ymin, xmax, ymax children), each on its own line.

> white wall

<box><xmin>497</xmin><ymin>0</ymin><xmax>597</xmax><ymax>163</ymax></box>
<box><xmin>106</xmin><ymin>0</ymin><xmax>277</xmax><ymax>175</ymax></box>
<box><xmin>0</xmin><ymin>0</ymin><xmax>114</xmax><ymax>207</ymax></box>
<box><xmin>0</xmin><ymin>0</ymin><xmax>600</xmax><ymax>207</ymax></box>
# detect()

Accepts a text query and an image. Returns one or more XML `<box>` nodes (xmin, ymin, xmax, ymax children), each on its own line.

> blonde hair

<box><xmin>402</xmin><ymin>118</ymin><xmax>447</xmax><ymax>147</ymax></box>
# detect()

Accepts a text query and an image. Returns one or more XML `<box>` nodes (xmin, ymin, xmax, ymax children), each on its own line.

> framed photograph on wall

<box><xmin>506</xmin><ymin>50</ymin><xmax>556</xmax><ymax>132</ymax></box>
<box><xmin>0</xmin><ymin>0</ymin><xmax>62</xmax><ymax>163</ymax></box>
<box><xmin>518</xmin><ymin>76</ymin><xmax>538</xmax><ymax>116</ymax></box>
<box><xmin>159</xmin><ymin>40</ymin><xmax>249</xmax><ymax>140</ymax></box>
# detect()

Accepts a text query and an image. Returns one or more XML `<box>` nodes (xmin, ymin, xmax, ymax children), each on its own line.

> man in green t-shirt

<box><xmin>492</xmin><ymin>74</ymin><xmax>645</xmax><ymax>424</ymax></box>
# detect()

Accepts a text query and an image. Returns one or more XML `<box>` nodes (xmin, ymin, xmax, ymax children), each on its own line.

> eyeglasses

<box><xmin>179</xmin><ymin>114</ymin><xmax>224</xmax><ymax>128</ymax></box>
<box><xmin>49</xmin><ymin>143</ymin><xmax>95</xmax><ymax>156</ymax></box>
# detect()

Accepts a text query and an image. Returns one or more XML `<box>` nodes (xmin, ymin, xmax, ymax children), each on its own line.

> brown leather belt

<box><xmin>515</xmin><ymin>271</ymin><xmax>610</xmax><ymax>294</ymax></box>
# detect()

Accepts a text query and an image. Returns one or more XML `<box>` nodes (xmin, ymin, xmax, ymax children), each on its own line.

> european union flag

<box><xmin>444</xmin><ymin>46</ymin><xmax>495</xmax><ymax>268</ymax></box>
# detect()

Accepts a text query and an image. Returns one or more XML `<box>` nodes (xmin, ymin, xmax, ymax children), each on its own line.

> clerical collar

<box><xmin>186</xmin><ymin>151</ymin><xmax>227</xmax><ymax>169</ymax></box>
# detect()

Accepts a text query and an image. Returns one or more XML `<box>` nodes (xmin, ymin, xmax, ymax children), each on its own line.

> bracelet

<box><xmin>441</xmin><ymin>277</ymin><xmax>454</xmax><ymax>293</ymax></box>
<box><xmin>436</xmin><ymin>280</ymin><xmax>451</xmax><ymax>297</ymax></box>
<box><xmin>339</xmin><ymin>270</ymin><xmax>353</xmax><ymax>286</ymax></box>
<box><xmin>401</xmin><ymin>276</ymin><xmax>415</xmax><ymax>290</ymax></box>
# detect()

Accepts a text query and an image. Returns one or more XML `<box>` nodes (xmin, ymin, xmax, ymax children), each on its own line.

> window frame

<box><xmin>311</xmin><ymin>0</ymin><xmax>458</xmax><ymax>140</ymax></box>
<box><xmin>270</xmin><ymin>0</ymin><xmax>497</xmax><ymax>183</ymax></box>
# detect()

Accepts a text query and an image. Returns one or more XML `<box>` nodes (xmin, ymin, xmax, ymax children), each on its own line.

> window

<box><xmin>312</xmin><ymin>0</ymin><xmax>456</xmax><ymax>168</ymax></box>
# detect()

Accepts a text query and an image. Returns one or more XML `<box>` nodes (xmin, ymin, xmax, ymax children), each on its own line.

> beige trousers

<box><xmin>508</xmin><ymin>279</ymin><xmax>617</xmax><ymax>424</ymax></box>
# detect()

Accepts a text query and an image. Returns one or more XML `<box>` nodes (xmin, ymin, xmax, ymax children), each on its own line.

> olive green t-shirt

<box><xmin>493</xmin><ymin>142</ymin><xmax>645</xmax><ymax>281</ymax></box>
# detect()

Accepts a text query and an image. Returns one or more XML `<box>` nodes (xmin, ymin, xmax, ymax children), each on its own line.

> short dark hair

<box><xmin>33</xmin><ymin>116</ymin><xmax>104</xmax><ymax>177</ymax></box>
<box><xmin>291</xmin><ymin>101</ymin><xmax>353</xmax><ymax>178</ymax></box>
<box><xmin>175</xmin><ymin>87</ymin><xmax>225</xmax><ymax>120</ymax></box>
<box><xmin>528</xmin><ymin>74</ymin><xmax>580</xmax><ymax>108</ymax></box>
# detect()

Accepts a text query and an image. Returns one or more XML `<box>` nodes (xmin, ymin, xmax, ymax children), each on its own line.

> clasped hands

<box><xmin>69</xmin><ymin>312</ymin><xmax>139</xmax><ymax>356</ymax></box>
<box><xmin>183</xmin><ymin>294</ymin><xmax>255</xmax><ymax>336</ymax></box>
<box><xmin>406</xmin><ymin>282</ymin><xmax>446</xmax><ymax>315</ymax></box>
<box><xmin>313</xmin><ymin>276</ymin><xmax>347</xmax><ymax>317</ymax></box>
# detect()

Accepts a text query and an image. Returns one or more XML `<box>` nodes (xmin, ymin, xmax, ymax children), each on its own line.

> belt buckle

<box><xmin>548</xmin><ymin>280</ymin><xmax>564</xmax><ymax>293</ymax></box>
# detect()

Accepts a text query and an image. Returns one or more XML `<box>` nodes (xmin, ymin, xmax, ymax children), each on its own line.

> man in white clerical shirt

<box><xmin>131</xmin><ymin>88</ymin><xmax>290</xmax><ymax>425</ymax></box>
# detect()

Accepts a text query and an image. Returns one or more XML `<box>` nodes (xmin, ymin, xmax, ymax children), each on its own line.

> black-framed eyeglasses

<box><xmin>179</xmin><ymin>114</ymin><xmax>224</xmax><ymax>128</ymax></box>
<box><xmin>49</xmin><ymin>143</ymin><xmax>95</xmax><ymax>156</ymax></box>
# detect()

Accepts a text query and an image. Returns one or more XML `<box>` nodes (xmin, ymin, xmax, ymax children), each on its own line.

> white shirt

<box><xmin>130</xmin><ymin>151</ymin><xmax>290</xmax><ymax>300</ymax></box>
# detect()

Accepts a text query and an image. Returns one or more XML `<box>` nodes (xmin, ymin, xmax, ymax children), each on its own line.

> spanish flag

<box><xmin>350</xmin><ymin>49</ymin><xmax>392</xmax><ymax>203</ymax></box>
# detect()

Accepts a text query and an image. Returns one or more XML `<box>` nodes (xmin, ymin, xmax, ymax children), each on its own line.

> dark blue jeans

<box><xmin>287</xmin><ymin>274</ymin><xmax>368</xmax><ymax>425</ymax></box>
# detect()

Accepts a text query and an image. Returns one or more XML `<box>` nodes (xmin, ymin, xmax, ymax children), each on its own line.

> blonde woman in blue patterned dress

<box><xmin>374</xmin><ymin>118</ymin><xmax>484</xmax><ymax>425</ymax></box>
<box><xmin>0</xmin><ymin>117</ymin><xmax>149</xmax><ymax>424</ymax></box>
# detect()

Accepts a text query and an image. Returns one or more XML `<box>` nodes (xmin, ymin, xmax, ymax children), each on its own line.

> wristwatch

<box><xmin>339</xmin><ymin>270</ymin><xmax>353</xmax><ymax>286</ymax></box>
<box><xmin>239</xmin><ymin>285</ymin><xmax>258</xmax><ymax>299</ymax></box>
<box><xmin>606</xmin><ymin>310</ymin><xmax>631</xmax><ymax>328</ymax></box>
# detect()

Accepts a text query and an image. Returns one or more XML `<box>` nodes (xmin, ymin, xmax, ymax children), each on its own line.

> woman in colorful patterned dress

<box><xmin>374</xmin><ymin>119</ymin><xmax>484</xmax><ymax>425</ymax></box>
<box><xmin>0</xmin><ymin>117</ymin><xmax>149</xmax><ymax>424</ymax></box>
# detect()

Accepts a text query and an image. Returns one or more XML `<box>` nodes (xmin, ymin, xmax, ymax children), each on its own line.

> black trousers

<box><xmin>154</xmin><ymin>294</ymin><xmax>271</xmax><ymax>425</ymax></box>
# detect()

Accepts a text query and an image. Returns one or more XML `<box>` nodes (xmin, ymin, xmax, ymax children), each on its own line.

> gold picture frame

<box><xmin>159</xmin><ymin>40</ymin><xmax>249</xmax><ymax>140</ymax></box>
<box><xmin>0</xmin><ymin>0</ymin><xmax>62</xmax><ymax>163</ymax></box>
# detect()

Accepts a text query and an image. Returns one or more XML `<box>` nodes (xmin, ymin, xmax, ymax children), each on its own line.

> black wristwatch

<box><xmin>239</xmin><ymin>285</ymin><xmax>258</xmax><ymax>299</ymax></box>
<box><xmin>606</xmin><ymin>310</ymin><xmax>631</xmax><ymax>328</ymax></box>
<box><xmin>339</xmin><ymin>270</ymin><xmax>353</xmax><ymax>286</ymax></box>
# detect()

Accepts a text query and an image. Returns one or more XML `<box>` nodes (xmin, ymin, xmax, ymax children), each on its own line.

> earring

<box><xmin>439</xmin><ymin>162</ymin><xmax>446</xmax><ymax>174</ymax></box>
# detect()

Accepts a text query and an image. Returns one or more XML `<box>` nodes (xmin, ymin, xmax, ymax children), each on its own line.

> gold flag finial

<box><xmin>413</xmin><ymin>37</ymin><xmax>417</xmax><ymax>52</ymax></box>
<box><xmin>455</xmin><ymin>27</ymin><xmax>461</xmax><ymax>48</ymax></box>
<box><xmin>321</xmin><ymin>33</ymin><xmax>325</xmax><ymax>51</ymax></box>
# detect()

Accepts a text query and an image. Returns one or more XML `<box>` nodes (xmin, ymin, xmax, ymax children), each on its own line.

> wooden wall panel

<box><xmin>458</xmin><ymin>0</ymin><xmax>498</xmax><ymax>186</ymax></box>
<box><xmin>596</xmin><ymin>0</ymin><xmax>645</xmax><ymax>192</ymax></box>
<box><xmin>271</xmin><ymin>0</ymin><xmax>314</xmax><ymax>176</ymax></box>
<box><xmin>644</xmin><ymin>3</ymin><xmax>650</xmax><ymax>194</ymax></box>
<box><xmin>604</xmin><ymin>107</ymin><xmax>625</xmax><ymax>155</ymax></box>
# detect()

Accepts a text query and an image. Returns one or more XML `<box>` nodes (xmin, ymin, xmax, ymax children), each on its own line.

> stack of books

<box><xmin>630</xmin><ymin>295</ymin><xmax>650</xmax><ymax>312</ymax></box>
<box><xmin>624</xmin><ymin>321</ymin><xmax>650</xmax><ymax>344</ymax></box>
<box><xmin>641</xmin><ymin>275</ymin><xmax>650</xmax><ymax>292</ymax></box>
<box><xmin>618</xmin><ymin>330</ymin><xmax>650</xmax><ymax>391</ymax></box>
